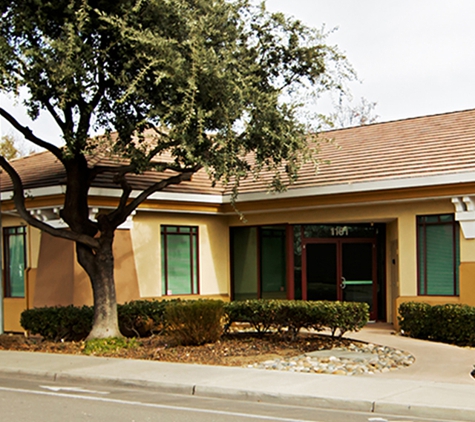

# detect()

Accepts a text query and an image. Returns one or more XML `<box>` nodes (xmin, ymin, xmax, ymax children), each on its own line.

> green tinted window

<box><xmin>3</xmin><ymin>226</ymin><xmax>26</xmax><ymax>298</ymax></box>
<box><xmin>260</xmin><ymin>228</ymin><xmax>286</xmax><ymax>299</ymax></box>
<box><xmin>231</xmin><ymin>227</ymin><xmax>258</xmax><ymax>301</ymax></box>
<box><xmin>418</xmin><ymin>215</ymin><xmax>459</xmax><ymax>296</ymax></box>
<box><xmin>161</xmin><ymin>226</ymin><xmax>199</xmax><ymax>295</ymax></box>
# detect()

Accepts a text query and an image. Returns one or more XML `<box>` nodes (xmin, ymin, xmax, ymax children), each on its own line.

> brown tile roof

<box><xmin>0</xmin><ymin>150</ymin><xmax>224</xmax><ymax>196</ymax></box>
<box><xmin>2</xmin><ymin>108</ymin><xmax>475</xmax><ymax>199</ymax></box>
<box><xmin>230</xmin><ymin>108</ymin><xmax>475</xmax><ymax>195</ymax></box>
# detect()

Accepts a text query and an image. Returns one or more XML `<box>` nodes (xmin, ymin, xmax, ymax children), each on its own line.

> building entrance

<box><xmin>302</xmin><ymin>238</ymin><xmax>377</xmax><ymax>320</ymax></box>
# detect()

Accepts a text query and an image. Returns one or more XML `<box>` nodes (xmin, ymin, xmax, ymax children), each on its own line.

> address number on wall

<box><xmin>330</xmin><ymin>226</ymin><xmax>349</xmax><ymax>236</ymax></box>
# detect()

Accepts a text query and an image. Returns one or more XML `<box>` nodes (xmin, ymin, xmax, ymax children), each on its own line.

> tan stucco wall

<box><xmin>3</xmin><ymin>298</ymin><xmax>26</xmax><ymax>332</ymax></box>
<box><xmin>33</xmin><ymin>229</ymin><xmax>140</xmax><ymax>308</ymax></box>
<box><xmin>131</xmin><ymin>212</ymin><xmax>230</xmax><ymax>299</ymax></box>
<box><xmin>112</xmin><ymin>230</ymin><xmax>141</xmax><ymax>303</ymax></box>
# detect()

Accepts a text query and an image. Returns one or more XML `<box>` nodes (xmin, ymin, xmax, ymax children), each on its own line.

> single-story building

<box><xmin>2</xmin><ymin>108</ymin><xmax>475</xmax><ymax>331</ymax></box>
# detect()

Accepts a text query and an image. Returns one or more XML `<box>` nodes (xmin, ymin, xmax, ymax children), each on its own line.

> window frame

<box><xmin>3</xmin><ymin>226</ymin><xmax>27</xmax><ymax>298</ymax></box>
<box><xmin>161</xmin><ymin>225</ymin><xmax>199</xmax><ymax>296</ymax></box>
<box><xmin>417</xmin><ymin>214</ymin><xmax>459</xmax><ymax>296</ymax></box>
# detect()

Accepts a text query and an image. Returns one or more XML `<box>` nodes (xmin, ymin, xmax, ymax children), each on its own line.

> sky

<box><xmin>265</xmin><ymin>0</ymin><xmax>475</xmax><ymax>123</ymax></box>
<box><xmin>2</xmin><ymin>0</ymin><xmax>475</xmax><ymax>145</ymax></box>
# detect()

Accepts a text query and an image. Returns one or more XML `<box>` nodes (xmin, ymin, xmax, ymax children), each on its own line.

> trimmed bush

<box><xmin>274</xmin><ymin>300</ymin><xmax>315</xmax><ymax>339</ymax></box>
<box><xmin>398</xmin><ymin>302</ymin><xmax>432</xmax><ymax>339</ymax></box>
<box><xmin>319</xmin><ymin>301</ymin><xmax>370</xmax><ymax>338</ymax></box>
<box><xmin>224</xmin><ymin>299</ymin><xmax>280</xmax><ymax>334</ymax></box>
<box><xmin>21</xmin><ymin>300</ymin><xmax>170</xmax><ymax>341</ymax></box>
<box><xmin>224</xmin><ymin>299</ymin><xmax>369</xmax><ymax>339</ymax></box>
<box><xmin>20</xmin><ymin>298</ymin><xmax>369</xmax><ymax>344</ymax></box>
<box><xmin>399</xmin><ymin>301</ymin><xmax>475</xmax><ymax>346</ymax></box>
<box><xmin>118</xmin><ymin>300</ymin><xmax>168</xmax><ymax>337</ymax></box>
<box><xmin>165</xmin><ymin>299</ymin><xmax>225</xmax><ymax>345</ymax></box>
<box><xmin>20</xmin><ymin>305</ymin><xmax>93</xmax><ymax>341</ymax></box>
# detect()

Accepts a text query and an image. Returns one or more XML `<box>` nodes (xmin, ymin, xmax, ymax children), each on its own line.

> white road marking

<box><xmin>40</xmin><ymin>385</ymin><xmax>110</xmax><ymax>394</ymax></box>
<box><xmin>0</xmin><ymin>385</ymin><xmax>313</xmax><ymax>421</ymax></box>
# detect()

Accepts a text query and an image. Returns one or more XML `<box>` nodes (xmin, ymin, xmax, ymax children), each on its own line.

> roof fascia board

<box><xmin>224</xmin><ymin>172</ymin><xmax>475</xmax><ymax>203</ymax></box>
<box><xmin>86</xmin><ymin>188</ymin><xmax>225</xmax><ymax>204</ymax></box>
<box><xmin>1</xmin><ymin>185</ymin><xmax>66</xmax><ymax>201</ymax></box>
<box><xmin>225</xmin><ymin>193</ymin><xmax>472</xmax><ymax>216</ymax></box>
<box><xmin>2</xmin><ymin>171</ymin><xmax>475</xmax><ymax>205</ymax></box>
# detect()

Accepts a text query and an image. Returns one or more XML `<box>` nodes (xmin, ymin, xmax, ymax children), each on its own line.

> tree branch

<box><xmin>0</xmin><ymin>156</ymin><xmax>100</xmax><ymax>250</ymax></box>
<box><xmin>42</xmin><ymin>99</ymin><xmax>68</xmax><ymax>133</ymax></box>
<box><xmin>110</xmin><ymin>164</ymin><xmax>203</xmax><ymax>228</ymax></box>
<box><xmin>0</xmin><ymin>107</ymin><xmax>64</xmax><ymax>161</ymax></box>
<box><xmin>113</xmin><ymin>172</ymin><xmax>132</xmax><ymax>216</ymax></box>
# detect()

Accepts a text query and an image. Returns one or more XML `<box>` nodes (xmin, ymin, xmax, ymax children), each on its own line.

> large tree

<box><xmin>0</xmin><ymin>0</ymin><xmax>352</xmax><ymax>338</ymax></box>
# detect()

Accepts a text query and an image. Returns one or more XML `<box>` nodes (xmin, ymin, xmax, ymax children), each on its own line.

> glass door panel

<box><xmin>306</xmin><ymin>243</ymin><xmax>337</xmax><ymax>301</ymax></box>
<box><xmin>341</xmin><ymin>242</ymin><xmax>374</xmax><ymax>312</ymax></box>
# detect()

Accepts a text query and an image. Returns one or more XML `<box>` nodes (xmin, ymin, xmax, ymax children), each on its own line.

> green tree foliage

<box><xmin>0</xmin><ymin>0</ymin><xmax>353</xmax><ymax>338</ymax></box>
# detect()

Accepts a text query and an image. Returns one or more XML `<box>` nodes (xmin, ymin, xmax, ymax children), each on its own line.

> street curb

<box><xmin>2</xmin><ymin>368</ymin><xmax>475</xmax><ymax>421</ymax></box>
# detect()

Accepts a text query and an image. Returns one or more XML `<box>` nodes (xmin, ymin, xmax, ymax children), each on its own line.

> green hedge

<box><xmin>398</xmin><ymin>302</ymin><xmax>475</xmax><ymax>346</ymax></box>
<box><xmin>165</xmin><ymin>299</ymin><xmax>224</xmax><ymax>345</ymax></box>
<box><xmin>224</xmin><ymin>299</ymin><xmax>369</xmax><ymax>338</ymax></box>
<box><xmin>20</xmin><ymin>305</ymin><xmax>94</xmax><ymax>341</ymax></box>
<box><xmin>118</xmin><ymin>300</ymin><xmax>168</xmax><ymax>337</ymax></box>
<box><xmin>21</xmin><ymin>298</ymin><xmax>369</xmax><ymax>343</ymax></box>
<box><xmin>21</xmin><ymin>300</ymin><xmax>168</xmax><ymax>341</ymax></box>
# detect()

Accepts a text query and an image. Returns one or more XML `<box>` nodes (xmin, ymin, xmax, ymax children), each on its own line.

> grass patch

<box><xmin>83</xmin><ymin>337</ymin><xmax>140</xmax><ymax>356</ymax></box>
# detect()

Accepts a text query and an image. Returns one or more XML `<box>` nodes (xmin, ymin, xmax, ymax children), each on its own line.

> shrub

<box><xmin>224</xmin><ymin>299</ymin><xmax>369</xmax><ymax>339</ymax></box>
<box><xmin>20</xmin><ymin>305</ymin><xmax>93</xmax><ymax>341</ymax></box>
<box><xmin>118</xmin><ymin>300</ymin><xmax>168</xmax><ymax>337</ymax></box>
<box><xmin>399</xmin><ymin>301</ymin><xmax>475</xmax><ymax>346</ymax></box>
<box><xmin>224</xmin><ymin>299</ymin><xmax>279</xmax><ymax>334</ymax></box>
<box><xmin>398</xmin><ymin>302</ymin><xmax>433</xmax><ymax>339</ymax></box>
<box><xmin>83</xmin><ymin>337</ymin><xmax>140</xmax><ymax>355</ymax></box>
<box><xmin>274</xmin><ymin>300</ymin><xmax>315</xmax><ymax>339</ymax></box>
<box><xmin>165</xmin><ymin>299</ymin><xmax>225</xmax><ymax>345</ymax></box>
<box><xmin>319</xmin><ymin>301</ymin><xmax>370</xmax><ymax>338</ymax></box>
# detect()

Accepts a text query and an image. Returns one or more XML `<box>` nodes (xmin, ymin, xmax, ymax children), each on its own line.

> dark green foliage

<box><xmin>21</xmin><ymin>299</ymin><xmax>369</xmax><ymax>344</ymax></box>
<box><xmin>20</xmin><ymin>305</ymin><xmax>93</xmax><ymax>341</ymax></box>
<box><xmin>117</xmin><ymin>300</ymin><xmax>168</xmax><ymax>337</ymax></box>
<box><xmin>1</xmin><ymin>0</ymin><xmax>354</xmax><ymax>339</ymax></box>
<box><xmin>165</xmin><ymin>300</ymin><xmax>225</xmax><ymax>346</ymax></box>
<box><xmin>398</xmin><ymin>302</ymin><xmax>433</xmax><ymax>340</ymax></box>
<box><xmin>224</xmin><ymin>299</ymin><xmax>369</xmax><ymax>339</ymax></box>
<box><xmin>21</xmin><ymin>300</ymin><xmax>167</xmax><ymax>341</ymax></box>
<box><xmin>398</xmin><ymin>302</ymin><xmax>475</xmax><ymax>346</ymax></box>
<box><xmin>224</xmin><ymin>299</ymin><xmax>280</xmax><ymax>334</ymax></box>
<box><xmin>320</xmin><ymin>301</ymin><xmax>370</xmax><ymax>338</ymax></box>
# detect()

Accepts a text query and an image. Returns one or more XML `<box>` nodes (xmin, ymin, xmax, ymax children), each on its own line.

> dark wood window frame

<box><xmin>417</xmin><ymin>214</ymin><xmax>459</xmax><ymax>296</ymax></box>
<box><xmin>3</xmin><ymin>226</ymin><xmax>27</xmax><ymax>298</ymax></box>
<box><xmin>161</xmin><ymin>225</ymin><xmax>199</xmax><ymax>296</ymax></box>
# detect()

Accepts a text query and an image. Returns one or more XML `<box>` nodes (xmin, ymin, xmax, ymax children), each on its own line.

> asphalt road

<box><xmin>0</xmin><ymin>376</ymin><xmax>460</xmax><ymax>422</ymax></box>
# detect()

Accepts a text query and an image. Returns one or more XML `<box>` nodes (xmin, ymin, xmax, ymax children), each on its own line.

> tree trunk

<box><xmin>76</xmin><ymin>237</ymin><xmax>122</xmax><ymax>340</ymax></box>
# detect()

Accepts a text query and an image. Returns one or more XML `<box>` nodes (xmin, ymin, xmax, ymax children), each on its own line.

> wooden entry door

<box><xmin>302</xmin><ymin>238</ymin><xmax>377</xmax><ymax>320</ymax></box>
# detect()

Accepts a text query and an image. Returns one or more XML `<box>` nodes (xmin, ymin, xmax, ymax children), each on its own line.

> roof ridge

<box><xmin>321</xmin><ymin>107</ymin><xmax>475</xmax><ymax>134</ymax></box>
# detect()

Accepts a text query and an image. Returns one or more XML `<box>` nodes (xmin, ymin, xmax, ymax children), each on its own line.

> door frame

<box><xmin>302</xmin><ymin>237</ymin><xmax>378</xmax><ymax>320</ymax></box>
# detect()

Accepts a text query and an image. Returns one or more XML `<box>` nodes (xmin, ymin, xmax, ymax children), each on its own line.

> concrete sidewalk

<box><xmin>0</xmin><ymin>325</ymin><xmax>474</xmax><ymax>421</ymax></box>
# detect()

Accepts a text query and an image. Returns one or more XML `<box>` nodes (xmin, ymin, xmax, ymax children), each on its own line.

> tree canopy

<box><xmin>0</xmin><ymin>0</ymin><xmax>353</xmax><ymax>338</ymax></box>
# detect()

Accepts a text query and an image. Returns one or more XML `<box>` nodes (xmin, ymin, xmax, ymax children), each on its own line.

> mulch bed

<box><xmin>0</xmin><ymin>332</ymin><xmax>364</xmax><ymax>367</ymax></box>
